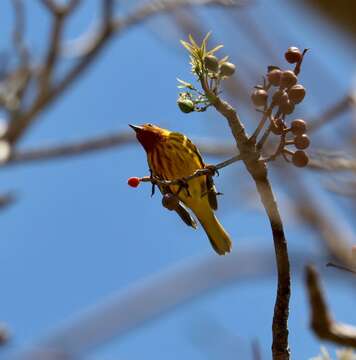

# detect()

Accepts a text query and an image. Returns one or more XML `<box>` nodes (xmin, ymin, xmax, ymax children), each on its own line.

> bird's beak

<box><xmin>129</xmin><ymin>124</ymin><xmax>143</xmax><ymax>132</ymax></box>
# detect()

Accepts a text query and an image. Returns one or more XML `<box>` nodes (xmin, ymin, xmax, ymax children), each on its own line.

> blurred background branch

<box><xmin>305</xmin><ymin>265</ymin><xmax>356</xmax><ymax>348</ymax></box>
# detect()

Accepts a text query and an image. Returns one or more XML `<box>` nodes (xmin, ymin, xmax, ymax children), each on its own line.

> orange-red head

<box><xmin>129</xmin><ymin>123</ymin><xmax>168</xmax><ymax>152</ymax></box>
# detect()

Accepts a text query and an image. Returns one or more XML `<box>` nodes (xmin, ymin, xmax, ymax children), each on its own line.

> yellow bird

<box><xmin>130</xmin><ymin>123</ymin><xmax>232</xmax><ymax>255</ymax></box>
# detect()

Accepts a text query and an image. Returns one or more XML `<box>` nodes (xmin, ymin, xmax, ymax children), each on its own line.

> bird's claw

<box><xmin>176</xmin><ymin>178</ymin><xmax>191</xmax><ymax>197</ymax></box>
<box><xmin>205</xmin><ymin>164</ymin><xmax>219</xmax><ymax>177</ymax></box>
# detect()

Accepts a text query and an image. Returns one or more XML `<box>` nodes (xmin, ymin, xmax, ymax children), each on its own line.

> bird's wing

<box><xmin>174</xmin><ymin>202</ymin><xmax>197</xmax><ymax>229</ymax></box>
<box><xmin>206</xmin><ymin>175</ymin><xmax>218</xmax><ymax>211</ymax></box>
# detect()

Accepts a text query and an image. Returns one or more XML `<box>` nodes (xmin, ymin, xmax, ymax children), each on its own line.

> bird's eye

<box><xmin>147</xmin><ymin>123</ymin><xmax>153</xmax><ymax>127</ymax></box>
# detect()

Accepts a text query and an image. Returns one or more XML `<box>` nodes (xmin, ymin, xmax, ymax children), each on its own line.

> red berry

<box><xmin>128</xmin><ymin>177</ymin><xmax>140</xmax><ymax>187</ymax></box>
<box><xmin>288</xmin><ymin>84</ymin><xmax>306</xmax><ymax>104</ymax></box>
<box><xmin>292</xmin><ymin>150</ymin><xmax>309</xmax><ymax>167</ymax></box>
<box><xmin>291</xmin><ymin>119</ymin><xmax>307</xmax><ymax>135</ymax></box>
<box><xmin>267</xmin><ymin>69</ymin><xmax>282</xmax><ymax>86</ymax></box>
<box><xmin>251</xmin><ymin>88</ymin><xmax>268</xmax><ymax>107</ymax></box>
<box><xmin>280</xmin><ymin>70</ymin><xmax>297</xmax><ymax>89</ymax></box>
<box><xmin>294</xmin><ymin>134</ymin><xmax>310</xmax><ymax>149</ymax></box>
<box><xmin>279</xmin><ymin>100</ymin><xmax>295</xmax><ymax>115</ymax></box>
<box><xmin>285</xmin><ymin>47</ymin><xmax>302</xmax><ymax>64</ymax></box>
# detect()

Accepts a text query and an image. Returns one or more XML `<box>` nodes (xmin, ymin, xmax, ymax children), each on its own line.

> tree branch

<box><xmin>4</xmin><ymin>131</ymin><xmax>235</xmax><ymax>166</ymax></box>
<box><xmin>305</xmin><ymin>265</ymin><xmax>356</xmax><ymax>348</ymax></box>
<box><xmin>4</xmin><ymin>0</ymin><xmax>240</xmax><ymax>145</ymax></box>
<box><xmin>201</xmin><ymin>80</ymin><xmax>290</xmax><ymax>359</ymax></box>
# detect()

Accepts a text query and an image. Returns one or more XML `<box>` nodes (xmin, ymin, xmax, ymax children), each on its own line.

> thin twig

<box><xmin>0</xmin><ymin>192</ymin><xmax>16</xmax><ymax>210</ymax></box>
<box><xmin>305</xmin><ymin>265</ymin><xmax>356</xmax><ymax>347</ymax></box>
<box><xmin>250</xmin><ymin>107</ymin><xmax>271</xmax><ymax>144</ymax></box>
<box><xmin>11</xmin><ymin>0</ymin><xmax>29</xmax><ymax>66</ymax></box>
<box><xmin>40</xmin><ymin>0</ymin><xmax>81</xmax><ymax>88</ymax></box>
<box><xmin>326</xmin><ymin>262</ymin><xmax>356</xmax><ymax>274</ymax></box>
<box><xmin>139</xmin><ymin>153</ymin><xmax>242</xmax><ymax>186</ymax></box>
<box><xmin>252</xmin><ymin>339</ymin><xmax>262</xmax><ymax>360</ymax></box>
<box><xmin>308</xmin><ymin>94</ymin><xmax>355</xmax><ymax>132</ymax></box>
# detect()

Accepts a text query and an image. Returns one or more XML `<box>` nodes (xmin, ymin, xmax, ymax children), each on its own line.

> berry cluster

<box><xmin>251</xmin><ymin>47</ymin><xmax>310</xmax><ymax>167</ymax></box>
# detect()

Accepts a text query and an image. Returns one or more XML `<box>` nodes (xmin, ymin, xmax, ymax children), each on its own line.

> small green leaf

<box><xmin>207</xmin><ymin>45</ymin><xmax>224</xmax><ymax>56</ymax></box>
<box><xmin>180</xmin><ymin>40</ymin><xmax>194</xmax><ymax>53</ymax></box>
<box><xmin>188</xmin><ymin>34</ymin><xmax>198</xmax><ymax>48</ymax></box>
<box><xmin>177</xmin><ymin>78</ymin><xmax>195</xmax><ymax>90</ymax></box>
<box><xmin>218</xmin><ymin>55</ymin><xmax>229</xmax><ymax>64</ymax></box>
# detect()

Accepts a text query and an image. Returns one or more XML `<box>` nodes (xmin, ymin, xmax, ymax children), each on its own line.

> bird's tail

<box><xmin>196</xmin><ymin>209</ymin><xmax>232</xmax><ymax>255</ymax></box>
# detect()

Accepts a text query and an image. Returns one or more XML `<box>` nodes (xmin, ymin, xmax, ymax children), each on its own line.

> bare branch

<box><xmin>308</xmin><ymin>94</ymin><xmax>356</xmax><ymax>132</ymax></box>
<box><xmin>326</xmin><ymin>262</ymin><xmax>356</xmax><ymax>274</ymax></box>
<box><xmin>0</xmin><ymin>192</ymin><xmax>15</xmax><ymax>210</ymax></box>
<box><xmin>308</xmin><ymin>151</ymin><xmax>356</xmax><ymax>172</ymax></box>
<box><xmin>0</xmin><ymin>323</ymin><xmax>10</xmax><ymax>347</ymax></box>
<box><xmin>3</xmin><ymin>131</ymin><xmax>235</xmax><ymax>166</ymax></box>
<box><xmin>40</xmin><ymin>0</ymin><xmax>81</xmax><ymax>88</ymax></box>
<box><xmin>305</xmin><ymin>265</ymin><xmax>356</xmax><ymax>348</ymax></box>
<box><xmin>4</xmin><ymin>0</ymin><xmax>239</xmax><ymax>145</ymax></box>
<box><xmin>12</xmin><ymin>0</ymin><xmax>29</xmax><ymax>66</ymax></box>
<box><xmin>102</xmin><ymin>0</ymin><xmax>115</xmax><ymax>25</ymax></box>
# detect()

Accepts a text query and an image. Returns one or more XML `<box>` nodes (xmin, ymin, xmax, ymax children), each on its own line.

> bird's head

<box><xmin>129</xmin><ymin>123</ymin><xmax>168</xmax><ymax>152</ymax></box>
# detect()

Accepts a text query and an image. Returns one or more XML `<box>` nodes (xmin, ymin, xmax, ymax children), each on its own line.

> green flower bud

<box><xmin>219</xmin><ymin>62</ymin><xmax>236</xmax><ymax>77</ymax></box>
<box><xmin>177</xmin><ymin>97</ymin><xmax>195</xmax><ymax>113</ymax></box>
<box><xmin>204</xmin><ymin>55</ymin><xmax>219</xmax><ymax>73</ymax></box>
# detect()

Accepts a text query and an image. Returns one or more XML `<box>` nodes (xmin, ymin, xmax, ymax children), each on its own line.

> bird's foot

<box><xmin>176</xmin><ymin>178</ymin><xmax>191</xmax><ymax>197</ymax></box>
<box><xmin>205</xmin><ymin>164</ymin><xmax>219</xmax><ymax>177</ymax></box>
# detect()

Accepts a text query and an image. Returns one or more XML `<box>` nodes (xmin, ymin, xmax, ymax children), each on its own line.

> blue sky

<box><xmin>0</xmin><ymin>1</ymin><xmax>355</xmax><ymax>359</ymax></box>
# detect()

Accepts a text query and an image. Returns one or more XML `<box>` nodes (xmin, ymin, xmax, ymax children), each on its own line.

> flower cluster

<box><xmin>176</xmin><ymin>33</ymin><xmax>235</xmax><ymax>113</ymax></box>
